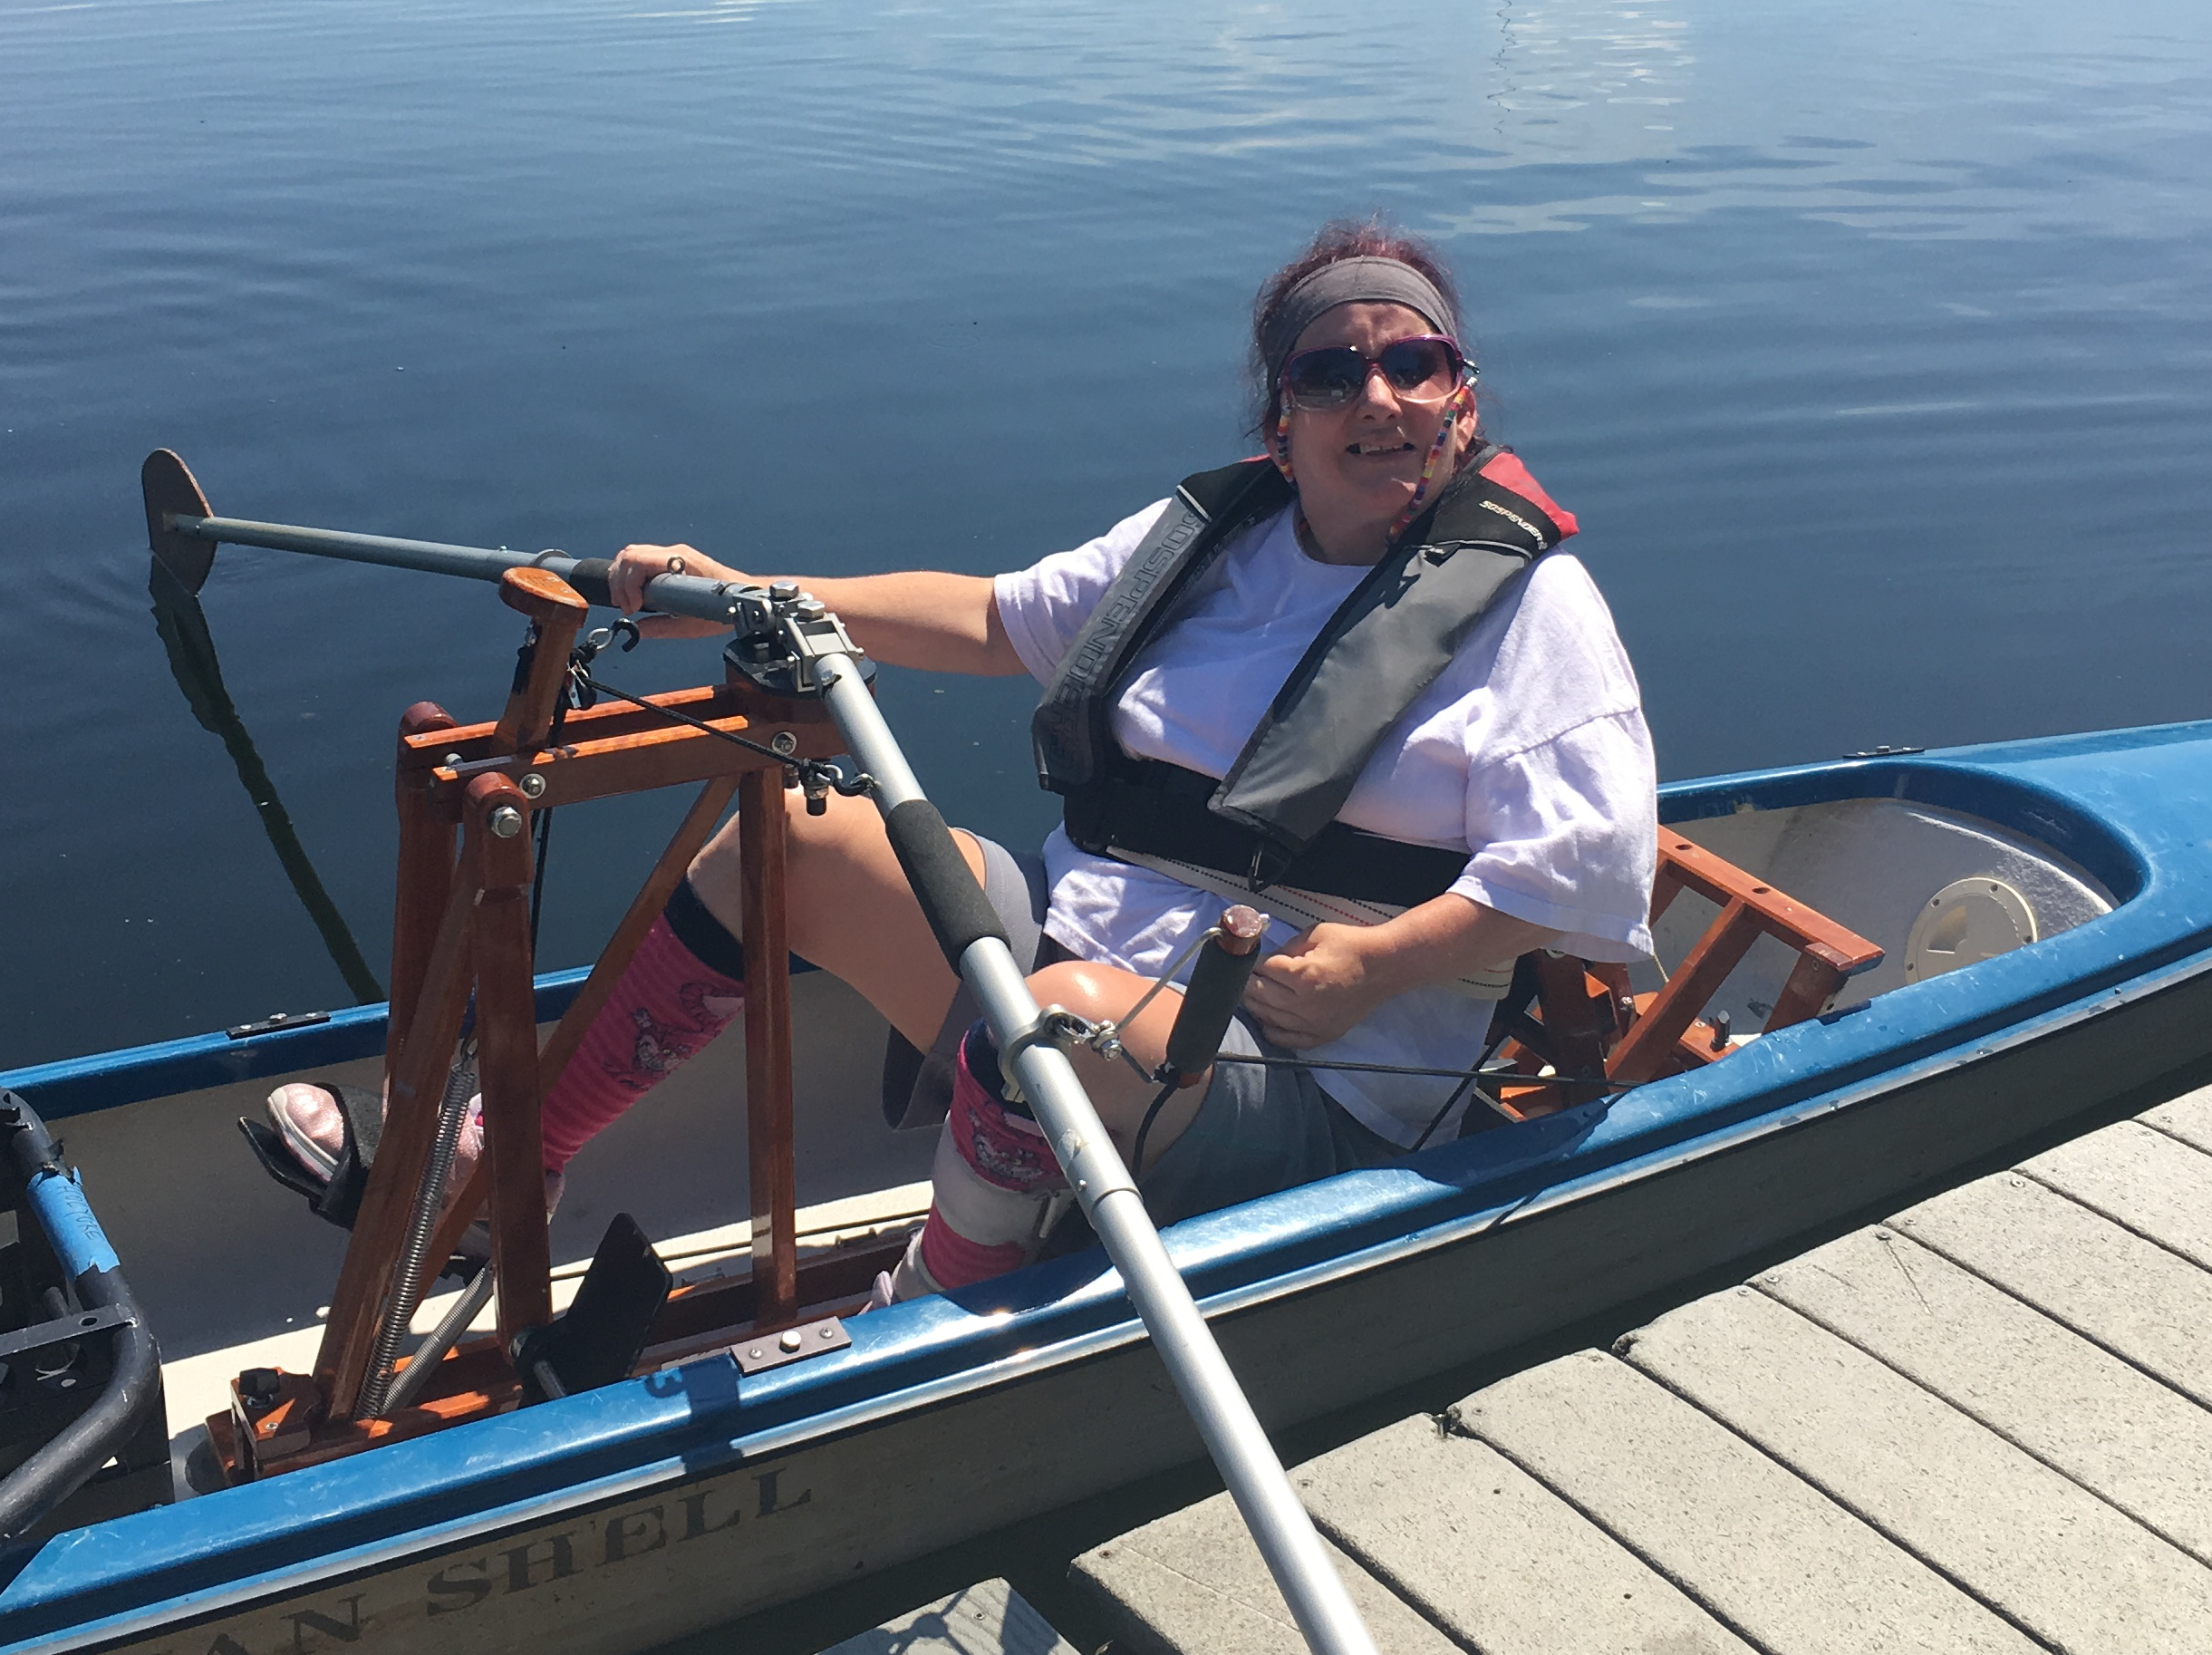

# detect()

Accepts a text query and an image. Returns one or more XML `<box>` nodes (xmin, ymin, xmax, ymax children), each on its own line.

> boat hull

<box><xmin>12</xmin><ymin>721</ymin><xmax>2212</xmax><ymax>1652</ymax></box>
<box><xmin>32</xmin><ymin>940</ymin><xmax>2212</xmax><ymax>1655</ymax></box>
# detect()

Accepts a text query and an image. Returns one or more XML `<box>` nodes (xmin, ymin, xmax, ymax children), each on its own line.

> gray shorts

<box><xmin>881</xmin><ymin>836</ymin><xmax>1401</xmax><ymax>1227</ymax></box>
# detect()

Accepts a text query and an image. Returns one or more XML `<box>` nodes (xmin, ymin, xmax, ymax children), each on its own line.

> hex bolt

<box><xmin>518</xmin><ymin>771</ymin><xmax>548</xmax><ymax>798</ymax></box>
<box><xmin>768</xmin><ymin>581</ymin><xmax>799</xmax><ymax>605</ymax></box>
<box><xmin>239</xmin><ymin>1367</ymin><xmax>283</xmax><ymax>1413</ymax></box>
<box><xmin>488</xmin><ymin>806</ymin><xmax>525</xmax><ymax>838</ymax></box>
<box><xmin>771</xmin><ymin>731</ymin><xmax>798</xmax><ymax>757</ymax></box>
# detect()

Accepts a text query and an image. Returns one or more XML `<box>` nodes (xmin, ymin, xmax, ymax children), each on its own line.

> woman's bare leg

<box><xmin>681</xmin><ymin>786</ymin><xmax>986</xmax><ymax>1050</ymax></box>
<box><xmin>686</xmin><ymin>797</ymin><xmax>1210</xmax><ymax>1159</ymax></box>
<box><xmin>1018</xmin><ymin>959</ymin><xmax>1209</xmax><ymax>1169</ymax></box>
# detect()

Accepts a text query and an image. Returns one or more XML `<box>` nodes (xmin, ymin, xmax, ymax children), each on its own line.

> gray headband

<box><xmin>1261</xmin><ymin>255</ymin><xmax>1460</xmax><ymax>384</ymax></box>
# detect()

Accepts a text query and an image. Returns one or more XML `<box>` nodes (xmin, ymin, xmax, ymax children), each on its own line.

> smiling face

<box><xmin>1280</xmin><ymin>301</ymin><xmax>1477</xmax><ymax>564</ymax></box>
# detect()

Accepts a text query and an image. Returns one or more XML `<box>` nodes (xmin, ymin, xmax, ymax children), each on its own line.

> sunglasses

<box><xmin>1278</xmin><ymin>334</ymin><xmax>1471</xmax><ymax>411</ymax></box>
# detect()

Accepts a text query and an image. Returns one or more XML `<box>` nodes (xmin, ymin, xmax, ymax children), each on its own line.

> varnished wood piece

<box><xmin>1530</xmin><ymin>953</ymin><xmax>1618</xmax><ymax>1079</ymax></box>
<box><xmin>316</xmin><ymin>868</ymin><xmax>479</xmax><ymax>1418</ymax></box>
<box><xmin>1656</xmin><ymin>831</ymin><xmax>1884</xmax><ymax>975</ymax></box>
<box><xmin>401</xmin><ymin>680</ymin><xmax>842</xmax><ymax>766</ymax></box>
<box><xmin>1527</xmin><ymin>830</ymin><xmax>1886</xmax><ymax>1098</ymax></box>
<box><xmin>492</xmin><ymin>567</ymin><xmax>589</xmax><ymax>754</ymax></box>
<box><xmin>739</xmin><ymin>770</ymin><xmax>799</xmax><ymax>1329</ymax></box>
<box><xmin>388</xmin><ymin>701</ymin><xmax>459</xmax><ymax>1076</ymax></box>
<box><xmin>211</xmin><ymin>1340</ymin><xmax>522</xmax><ymax>1484</ymax></box>
<box><xmin>1608</xmin><ymin>898</ymin><xmax>1761</xmax><ymax>1085</ymax></box>
<box><xmin>467</xmin><ymin>774</ymin><xmax>555</xmax><ymax>1344</ymax></box>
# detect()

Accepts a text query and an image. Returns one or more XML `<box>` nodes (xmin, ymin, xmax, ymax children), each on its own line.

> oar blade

<box><xmin>142</xmin><ymin>448</ymin><xmax>216</xmax><ymax>593</ymax></box>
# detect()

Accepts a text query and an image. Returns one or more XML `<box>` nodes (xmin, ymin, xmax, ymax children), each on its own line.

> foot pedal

<box><xmin>237</xmin><ymin>1083</ymin><xmax>382</xmax><ymax>1229</ymax></box>
<box><xmin>516</xmin><ymin>1214</ymin><xmax>671</xmax><ymax>1403</ymax></box>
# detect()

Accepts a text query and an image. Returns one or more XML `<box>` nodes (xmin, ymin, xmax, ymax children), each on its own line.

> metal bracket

<box><xmin>998</xmin><ymin>1006</ymin><xmax>1096</xmax><ymax>1104</ymax></box>
<box><xmin>729</xmin><ymin>1316</ymin><xmax>851</xmax><ymax>1375</ymax></box>
<box><xmin>226</xmin><ymin>1010</ymin><xmax>331</xmax><ymax>1040</ymax></box>
<box><xmin>0</xmin><ymin>1302</ymin><xmax>132</xmax><ymax>1365</ymax></box>
<box><xmin>720</xmin><ymin>583</ymin><xmax>875</xmax><ymax>699</ymax></box>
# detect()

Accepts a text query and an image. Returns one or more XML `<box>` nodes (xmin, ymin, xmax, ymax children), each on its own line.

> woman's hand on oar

<box><xmin>608</xmin><ymin>542</ymin><xmax>752</xmax><ymax>637</ymax></box>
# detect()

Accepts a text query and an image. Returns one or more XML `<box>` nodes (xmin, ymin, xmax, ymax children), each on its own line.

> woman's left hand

<box><xmin>1238</xmin><ymin>895</ymin><xmax>1561</xmax><ymax>1050</ymax></box>
<box><xmin>1241</xmin><ymin>923</ymin><xmax>1387</xmax><ymax>1049</ymax></box>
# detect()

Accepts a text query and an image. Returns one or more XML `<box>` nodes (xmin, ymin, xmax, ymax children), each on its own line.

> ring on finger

<box><xmin>665</xmin><ymin>554</ymin><xmax>686</xmax><ymax>576</ymax></box>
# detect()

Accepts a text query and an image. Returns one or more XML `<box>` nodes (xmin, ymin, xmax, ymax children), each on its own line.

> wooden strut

<box><xmin>227</xmin><ymin>566</ymin><xmax>851</xmax><ymax>1476</ymax></box>
<box><xmin>1501</xmin><ymin>828</ymin><xmax>1888</xmax><ymax>1118</ymax></box>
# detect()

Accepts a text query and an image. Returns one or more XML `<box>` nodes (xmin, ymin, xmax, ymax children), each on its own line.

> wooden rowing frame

<box><xmin>207</xmin><ymin>571</ymin><xmax>1885</xmax><ymax>1477</ymax></box>
<box><xmin>1497</xmin><ymin>828</ymin><xmax>1888</xmax><ymax>1118</ymax></box>
<box><xmin>212</xmin><ymin>567</ymin><xmax>888</xmax><ymax>1483</ymax></box>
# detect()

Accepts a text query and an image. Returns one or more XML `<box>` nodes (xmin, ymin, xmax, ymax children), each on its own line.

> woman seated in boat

<box><xmin>273</xmin><ymin>221</ymin><xmax>1657</xmax><ymax>1303</ymax></box>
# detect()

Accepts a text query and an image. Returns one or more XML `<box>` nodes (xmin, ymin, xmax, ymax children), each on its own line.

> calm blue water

<box><xmin>5</xmin><ymin>0</ymin><xmax>2211</xmax><ymax>1066</ymax></box>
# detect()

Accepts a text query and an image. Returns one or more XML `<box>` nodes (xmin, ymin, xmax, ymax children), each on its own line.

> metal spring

<box><xmin>358</xmin><ymin>1047</ymin><xmax>476</xmax><ymax>1418</ymax></box>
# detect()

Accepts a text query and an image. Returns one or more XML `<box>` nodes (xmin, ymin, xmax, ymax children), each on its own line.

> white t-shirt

<box><xmin>992</xmin><ymin>498</ymin><xmax>1657</xmax><ymax>1147</ymax></box>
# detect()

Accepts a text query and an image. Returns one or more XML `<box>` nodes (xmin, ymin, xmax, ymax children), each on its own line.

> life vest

<box><xmin>1030</xmin><ymin>447</ymin><xmax>1578</xmax><ymax>906</ymax></box>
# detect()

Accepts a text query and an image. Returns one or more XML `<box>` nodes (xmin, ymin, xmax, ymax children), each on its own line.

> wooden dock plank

<box><xmin>2140</xmin><ymin>1079</ymin><xmax>2212</xmax><ymax>1155</ymax></box>
<box><xmin>1293</xmin><ymin>1415</ymin><xmax>1752</xmax><ymax>1654</ymax></box>
<box><xmin>1890</xmin><ymin>1170</ymin><xmax>2212</xmax><ymax>1408</ymax></box>
<box><xmin>2020</xmin><ymin>1119</ymin><xmax>2212</xmax><ymax>1268</ymax></box>
<box><xmin>1758</xmin><ymin>1225</ymin><xmax>2212</xmax><ymax>1564</ymax></box>
<box><xmin>1069</xmin><ymin>1482</ymin><xmax>1460</xmax><ymax>1655</ymax></box>
<box><xmin>1455</xmin><ymin>1349</ymin><xmax>2040</xmax><ymax>1654</ymax></box>
<box><xmin>1619</xmin><ymin>1285</ymin><xmax>2212</xmax><ymax>1653</ymax></box>
<box><xmin>820</xmin><ymin>1578</ymin><xmax>1077</xmax><ymax>1655</ymax></box>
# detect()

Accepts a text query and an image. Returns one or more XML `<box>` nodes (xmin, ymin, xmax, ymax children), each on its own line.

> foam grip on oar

<box><xmin>565</xmin><ymin>557</ymin><xmax>613</xmax><ymax>606</ymax></box>
<box><xmin>884</xmin><ymin>798</ymin><xmax>1009</xmax><ymax>970</ymax></box>
<box><xmin>1163</xmin><ymin>905</ymin><xmax>1267</xmax><ymax>1083</ymax></box>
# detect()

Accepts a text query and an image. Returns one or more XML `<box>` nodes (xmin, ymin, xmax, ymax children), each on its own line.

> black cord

<box><xmin>1409</xmin><ymin>1017</ymin><xmax>1520</xmax><ymax>1151</ymax></box>
<box><xmin>528</xmin><ymin>801</ymin><xmax>554</xmax><ymax>953</ymax></box>
<box><xmin>526</xmin><ymin>680</ymin><xmax>569</xmax><ymax>955</ymax></box>
<box><xmin>1209</xmin><ymin>1052</ymin><xmax>1523</xmax><ymax>1081</ymax></box>
<box><xmin>1129</xmin><ymin>1077</ymin><xmax>1182</xmax><ymax>1179</ymax></box>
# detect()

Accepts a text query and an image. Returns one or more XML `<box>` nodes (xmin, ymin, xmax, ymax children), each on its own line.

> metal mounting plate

<box><xmin>727</xmin><ymin>1316</ymin><xmax>851</xmax><ymax>1375</ymax></box>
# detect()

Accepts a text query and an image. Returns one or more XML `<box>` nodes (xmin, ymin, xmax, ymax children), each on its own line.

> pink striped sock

<box><xmin>907</xmin><ymin>1028</ymin><xmax>1067</xmax><ymax>1293</ymax></box>
<box><xmin>541</xmin><ymin>915</ymin><xmax>743</xmax><ymax>1173</ymax></box>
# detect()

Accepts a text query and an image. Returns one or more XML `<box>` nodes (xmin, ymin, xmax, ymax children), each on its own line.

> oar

<box><xmin>141</xmin><ymin>454</ymin><xmax>383</xmax><ymax>1005</ymax></box>
<box><xmin>142</xmin><ymin>450</ymin><xmax>1382</xmax><ymax>1655</ymax></box>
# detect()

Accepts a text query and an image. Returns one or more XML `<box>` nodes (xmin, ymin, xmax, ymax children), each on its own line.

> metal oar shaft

<box><xmin>816</xmin><ymin>654</ymin><xmax>1378</xmax><ymax>1655</ymax></box>
<box><xmin>164</xmin><ymin>512</ymin><xmax>749</xmax><ymax>626</ymax></box>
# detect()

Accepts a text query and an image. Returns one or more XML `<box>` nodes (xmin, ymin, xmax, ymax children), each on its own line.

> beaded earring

<box><xmin>1387</xmin><ymin>377</ymin><xmax>1475</xmax><ymax>540</ymax></box>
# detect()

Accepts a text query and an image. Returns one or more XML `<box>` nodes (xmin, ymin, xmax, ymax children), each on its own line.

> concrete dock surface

<box><xmin>1067</xmin><ymin>1082</ymin><xmax>2212</xmax><ymax>1653</ymax></box>
<box><xmin>820</xmin><ymin>1578</ymin><xmax>1079</xmax><ymax>1655</ymax></box>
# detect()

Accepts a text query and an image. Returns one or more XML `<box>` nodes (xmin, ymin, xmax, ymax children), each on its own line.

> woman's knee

<box><xmin>1026</xmin><ymin>959</ymin><xmax>1139</xmax><ymax>1025</ymax></box>
<box><xmin>683</xmin><ymin>788</ymin><xmax>892</xmax><ymax>939</ymax></box>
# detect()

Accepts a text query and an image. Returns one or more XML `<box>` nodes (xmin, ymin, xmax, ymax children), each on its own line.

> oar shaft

<box><xmin>816</xmin><ymin>654</ymin><xmax>1378</xmax><ymax>1655</ymax></box>
<box><xmin>166</xmin><ymin>512</ymin><xmax>747</xmax><ymax>626</ymax></box>
<box><xmin>172</xmin><ymin>514</ymin><xmax>539</xmax><ymax>584</ymax></box>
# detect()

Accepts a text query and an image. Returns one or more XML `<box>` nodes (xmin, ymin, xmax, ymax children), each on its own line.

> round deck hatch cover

<box><xmin>1904</xmin><ymin>877</ymin><xmax>2038</xmax><ymax>982</ymax></box>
